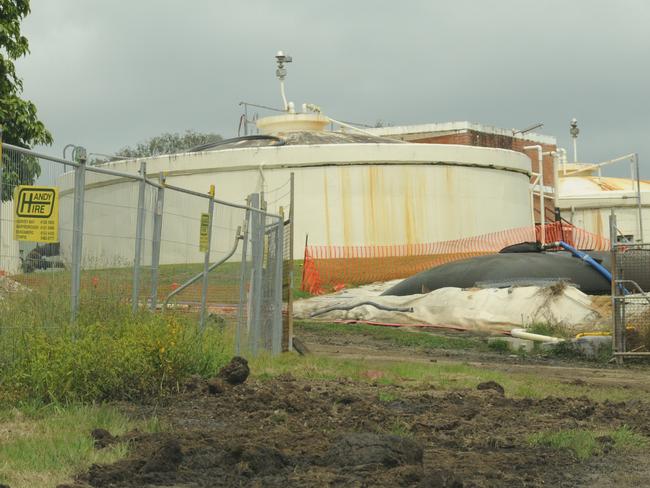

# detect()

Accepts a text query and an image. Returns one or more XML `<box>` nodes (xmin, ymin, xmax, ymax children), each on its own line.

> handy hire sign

<box><xmin>13</xmin><ymin>185</ymin><xmax>59</xmax><ymax>243</ymax></box>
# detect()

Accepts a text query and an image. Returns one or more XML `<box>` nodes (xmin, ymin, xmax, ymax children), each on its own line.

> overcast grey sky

<box><xmin>15</xmin><ymin>0</ymin><xmax>650</xmax><ymax>176</ymax></box>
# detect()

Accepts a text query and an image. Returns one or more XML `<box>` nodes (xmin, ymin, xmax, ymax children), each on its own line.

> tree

<box><xmin>115</xmin><ymin>130</ymin><xmax>223</xmax><ymax>159</ymax></box>
<box><xmin>1</xmin><ymin>0</ymin><xmax>53</xmax><ymax>199</ymax></box>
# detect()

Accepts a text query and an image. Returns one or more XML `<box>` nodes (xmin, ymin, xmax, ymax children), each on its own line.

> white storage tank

<box><xmin>58</xmin><ymin>112</ymin><xmax>534</xmax><ymax>263</ymax></box>
<box><xmin>557</xmin><ymin>163</ymin><xmax>650</xmax><ymax>242</ymax></box>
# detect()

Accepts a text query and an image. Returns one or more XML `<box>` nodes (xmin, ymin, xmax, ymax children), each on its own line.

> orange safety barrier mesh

<box><xmin>301</xmin><ymin>223</ymin><xmax>610</xmax><ymax>295</ymax></box>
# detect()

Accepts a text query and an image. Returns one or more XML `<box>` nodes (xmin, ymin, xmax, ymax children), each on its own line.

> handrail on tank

<box><xmin>162</xmin><ymin>227</ymin><xmax>242</xmax><ymax>310</ymax></box>
<box><xmin>163</xmin><ymin>181</ymin><xmax>282</xmax><ymax>219</ymax></box>
<box><xmin>1</xmin><ymin>142</ymin><xmax>80</xmax><ymax>168</ymax></box>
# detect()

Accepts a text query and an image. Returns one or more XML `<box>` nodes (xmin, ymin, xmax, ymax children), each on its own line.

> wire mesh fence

<box><xmin>611</xmin><ymin>237</ymin><xmax>650</xmax><ymax>362</ymax></box>
<box><xmin>0</xmin><ymin>142</ymin><xmax>289</xmax><ymax>361</ymax></box>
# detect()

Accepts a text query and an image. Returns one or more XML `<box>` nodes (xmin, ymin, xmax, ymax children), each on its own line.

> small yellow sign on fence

<box><xmin>13</xmin><ymin>185</ymin><xmax>59</xmax><ymax>243</ymax></box>
<box><xmin>199</xmin><ymin>212</ymin><xmax>210</xmax><ymax>252</ymax></box>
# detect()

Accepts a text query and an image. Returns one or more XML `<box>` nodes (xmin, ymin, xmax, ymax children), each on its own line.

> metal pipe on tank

<box><xmin>635</xmin><ymin>153</ymin><xmax>644</xmax><ymax>241</ymax></box>
<box><xmin>550</xmin><ymin>151</ymin><xmax>559</xmax><ymax>209</ymax></box>
<box><xmin>525</xmin><ymin>145</ymin><xmax>545</xmax><ymax>244</ymax></box>
<box><xmin>557</xmin><ymin>148</ymin><xmax>567</xmax><ymax>176</ymax></box>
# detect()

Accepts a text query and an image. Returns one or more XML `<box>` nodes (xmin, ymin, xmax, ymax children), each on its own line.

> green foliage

<box><xmin>1</xmin><ymin>0</ymin><xmax>53</xmax><ymax>200</ymax></box>
<box><xmin>0</xmin><ymin>289</ymin><xmax>229</xmax><ymax>405</ymax></box>
<box><xmin>526</xmin><ymin>322</ymin><xmax>572</xmax><ymax>339</ymax></box>
<box><xmin>116</xmin><ymin>130</ymin><xmax>223</xmax><ymax>158</ymax></box>
<box><xmin>487</xmin><ymin>339</ymin><xmax>511</xmax><ymax>353</ymax></box>
<box><xmin>378</xmin><ymin>391</ymin><xmax>399</xmax><ymax>403</ymax></box>
<box><xmin>529</xmin><ymin>426</ymin><xmax>647</xmax><ymax>461</ymax></box>
<box><xmin>0</xmin><ymin>0</ymin><xmax>53</xmax><ymax>147</ymax></box>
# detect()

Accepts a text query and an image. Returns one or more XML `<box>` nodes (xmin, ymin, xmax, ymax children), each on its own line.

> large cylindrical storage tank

<box><xmin>58</xmin><ymin>114</ymin><xmax>533</xmax><ymax>262</ymax></box>
<box><xmin>557</xmin><ymin>174</ymin><xmax>650</xmax><ymax>242</ymax></box>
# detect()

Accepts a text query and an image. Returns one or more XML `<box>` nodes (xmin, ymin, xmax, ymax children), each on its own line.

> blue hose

<box><xmin>553</xmin><ymin>241</ymin><xmax>613</xmax><ymax>283</ymax></box>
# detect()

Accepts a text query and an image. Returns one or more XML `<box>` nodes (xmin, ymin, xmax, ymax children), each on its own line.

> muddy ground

<box><xmin>64</xmin><ymin>371</ymin><xmax>650</xmax><ymax>488</ymax></box>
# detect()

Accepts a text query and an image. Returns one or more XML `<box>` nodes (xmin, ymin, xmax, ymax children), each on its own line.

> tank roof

<box><xmin>199</xmin><ymin>131</ymin><xmax>404</xmax><ymax>152</ymax></box>
<box><xmin>559</xmin><ymin>176</ymin><xmax>650</xmax><ymax>196</ymax></box>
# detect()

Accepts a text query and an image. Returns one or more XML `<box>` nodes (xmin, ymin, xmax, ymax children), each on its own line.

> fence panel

<box><xmin>612</xmin><ymin>241</ymin><xmax>650</xmax><ymax>361</ymax></box>
<box><xmin>0</xmin><ymin>143</ymin><xmax>289</xmax><ymax>361</ymax></box>
<box><xmin>0</xmin><ymin>146</ymin><xmax>72</xmax><ymax>310</ymax></box>
<box><xmin>72</xmin><ymin>168</ymin><xmax>148</xmax><ymax>313</ymax></box>
<box><xmin>0</xmin><ymin>147</ymin><xmax>74</xmax><ymax>370</ymax></box>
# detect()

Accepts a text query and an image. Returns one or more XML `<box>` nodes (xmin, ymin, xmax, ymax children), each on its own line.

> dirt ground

<box><xmin>65</xmin><ymin>385</ymin><xmax>650</xmax><ymax>486</ymax></box>
<box><xmin>63</xmin><ymin>377</ymin><xmax>650</xmax><ymax>488</ymax></box>
<box><xmin>60</xmin><ymin>328</ymin><xmax>650</xmax><ymax>488</ymax></box>
<box><xmin>299</xmin><ymin>325</ymin><xmax>650</xmax><ymax>393</ymax></box>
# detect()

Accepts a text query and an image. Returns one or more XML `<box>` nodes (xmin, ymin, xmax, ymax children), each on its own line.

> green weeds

<box><xmin>0</xmin><ymin>288</ymin><xmax>229</xmax><ymax>405</ymax></box>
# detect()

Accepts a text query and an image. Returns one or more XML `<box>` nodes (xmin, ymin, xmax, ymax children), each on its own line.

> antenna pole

<box><xmin>570</xmin><ymin>118</ymin><xmax>579</xmax><ymax>163</ymax></box>
<box><xmin>275</xmin><ymin>51</ymin><xmax>292</xmax><ymax>112</ymax></box>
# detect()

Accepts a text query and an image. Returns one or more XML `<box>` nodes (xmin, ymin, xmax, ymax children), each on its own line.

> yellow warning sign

<box><xmin>13</xmin><ymin>186</ymin><xmax>59</xmax><ymax>243</ymax></box>
<box><xmin>199</xmin><ymin>212</ymin><xmax>210</xmax><ymax>252</ymax></box>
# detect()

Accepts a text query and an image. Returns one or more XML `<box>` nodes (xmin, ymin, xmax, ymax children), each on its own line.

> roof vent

<box><xmin>256</xmin><ymin>113</ymin><xmax>330</xmax><ymax>135</ymax></box>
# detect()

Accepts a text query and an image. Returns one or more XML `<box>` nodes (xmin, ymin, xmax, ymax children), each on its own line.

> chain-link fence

<box><xmin>610</xmin><ymin>213</ymin><xmax>650</xmax><ymax>362</ymax></box>
<box><xmin>0</xmin><ymin>142</ymin><xmax>288</xmax><ymax>358</ymax></box>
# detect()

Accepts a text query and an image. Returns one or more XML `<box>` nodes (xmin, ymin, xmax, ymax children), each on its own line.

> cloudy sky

<box><xmin>15</xmin><ymin>0</ymin><xmax>650</xmax><ymax>176</ymax></box>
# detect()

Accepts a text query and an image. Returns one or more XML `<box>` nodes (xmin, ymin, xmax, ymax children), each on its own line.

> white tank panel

<box><xmin>58</xmin><ymin>142</ymin><xmax>533</xmax><ymax>263</ymax></box>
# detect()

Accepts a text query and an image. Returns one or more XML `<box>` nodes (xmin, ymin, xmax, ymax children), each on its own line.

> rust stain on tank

<box><xmin>363</xmin><ymin>167</ymin><xmax>378</xmax><ymax>243</ymax></box>
<box><xmin>403</xmin><ymin>168</ymin><xmax>416</xmax><ymax>245</ymax></box>
<box><xmin>323</xmin><ymin>172</ymin><xmax>331</xmax><ymax>245</ymax></box>
<box><xmin>340</xmin><ymin>167</ymin><xmax>352</xmax><ymax>245</ymax></box>
<box><xmin>593</xmin><ymin>212</ymin><xmax>603</xmax><ymax>237</ymax></box>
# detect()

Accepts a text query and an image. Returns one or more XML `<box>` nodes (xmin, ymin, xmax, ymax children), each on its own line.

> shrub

<box><xmin>0</xmin><ymin>289</ymin><xmax>229</xmax><ymax>405</ymax></box>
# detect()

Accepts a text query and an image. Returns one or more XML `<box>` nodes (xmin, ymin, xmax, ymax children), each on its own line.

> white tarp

<box><xmin>294</xmin><ymin>283</ymin><xmax>605</xmax><ymax>331</ymax></box>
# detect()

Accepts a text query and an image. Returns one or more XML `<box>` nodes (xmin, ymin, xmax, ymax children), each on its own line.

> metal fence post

<box><xmin>150</xmin><ymin>172</ymin><xmax>165</xmax><ymax>310</ymax></box>
<box><xmin>271</xmin><ymin>217</ymin><xmax>284</xmax><ymax>354</ymax></box>
<box><xmin>70</xmin><ymin>156</ymin><xmax>87</xmax><ymax>322</ymax></box>
<box><xmin>249</xmin><ymin>193</ymin><xmax>263</xmax><ymax>355</ymax></box>
<box><xmin>236</xmin><ymin>196</ymin><xmax>252</xmax><ymax>355</ymax></box>
<box><xmin>131</xmin><ymin>161</ymin><xmax>147</xmax><ymax>313</ymax></box>
<box><xmin>287</xmin><ymin>172</ymin><xmax>295</xmax><ymax>350</ymax></box>
<box><xmin>610</xmin><ymin>211</ymin><xmax>623</xmax><ymax>364</ymax></box>
<box><xmin>199</xmin><ymin>185</ymin><xmax>216</xmax><ymax>331</ymax></box>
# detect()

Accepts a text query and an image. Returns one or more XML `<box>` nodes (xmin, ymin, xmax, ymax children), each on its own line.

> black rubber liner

<box><xmin>382</xmin><ymin>251</ymin><xmax>617</xmax><ymax>296</ymax></box>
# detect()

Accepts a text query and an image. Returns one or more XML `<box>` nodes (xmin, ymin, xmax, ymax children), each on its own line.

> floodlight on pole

<box><xmin>570</xmin><ymin>118</ymin><xmax>580</xmax><ymax>163</ymax></box>
<box><xmin>275</xmin><ymin>51</ymin><xmax>292</xmax><ymax>112</ymax></box>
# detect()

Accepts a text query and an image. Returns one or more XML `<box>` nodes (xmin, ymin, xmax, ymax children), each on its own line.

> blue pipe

<box><xmin>552</xmin><ymin>241</ymin><xmax>613</xmax><ymax>283</ymax></box>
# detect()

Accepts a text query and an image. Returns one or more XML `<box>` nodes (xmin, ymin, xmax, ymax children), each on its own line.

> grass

<box><xmin>249</xmin><ymin>352</ymin><xmax>650</xmax><ymax>403</ymax></box>
<box><xmin>0</xmin><ymin>403</ymin><xmax>161</xmax><ymax>488</ymax></box>
<box><xmin>526</xmin><ymin>322</ymin><xmax>574</xmax><ymax>339</ymax></box>
<box><xmin>14</xmin><ymin>259</ymin><xmax>310</xmax><ymax>304</ymax></box>
<box><xmin>529</xmin><ymin>425</ymin><xmax>647</xmax><ymax>460</ymax></box>
<box><xmin>0</xmin><ymin>283</ymin><xmax>230</xmax><ymax>405</ymax></box>
<box><xmin>296</xmin><ymin>320</ymin><xmax>493</xmax><ymax>353</ymax></box>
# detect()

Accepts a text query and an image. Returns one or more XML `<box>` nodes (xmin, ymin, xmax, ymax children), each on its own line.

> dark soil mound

<box><xmin>70</xmin><ymin>378</ymin><xmax>650</xmax><ymax>487</ymax></box>
<box><xmin>324</xmin><ymin>433</ymin><xmax>423</xmax><ymax>467</ymax></box>
<box><xmin>476</xmin><ymin>381</ymin><xmax>505</xmax><ymax>395</ymax></box>
<box><xmin>90</xmin><ymin>428</ymin><xmax>115</xmax><ymax>449</ymax></box>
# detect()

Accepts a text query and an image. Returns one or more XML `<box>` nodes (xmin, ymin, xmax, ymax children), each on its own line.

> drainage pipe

<box><xmin>163</xmin><ymin>229</ymin><xmax>242</xmax><ymax>309</ymax></box>
<box><xmin>557</xmin><ymin>148</ymin><xmax>568</xmax><ymax>175</ymax></box>
<box><xmin>525</xmin><ymin>145</ymin><xmax>545</xmax><ymax>244</ymax></box>
<box><xmin>510</xmin><ymin>328</ymin><xmax>564</xmax><ymax>343</ymax></box>
<box><xmin>310</xmin><ymin>301</ymin><xmax>414</xmax><ymax>318</ymax></box>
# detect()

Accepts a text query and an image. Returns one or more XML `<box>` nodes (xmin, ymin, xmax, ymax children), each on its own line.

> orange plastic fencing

<box><xmin>301</xmin><ymin>223</ymin><xmax>610</xmax><ymax>295</ymax></box>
